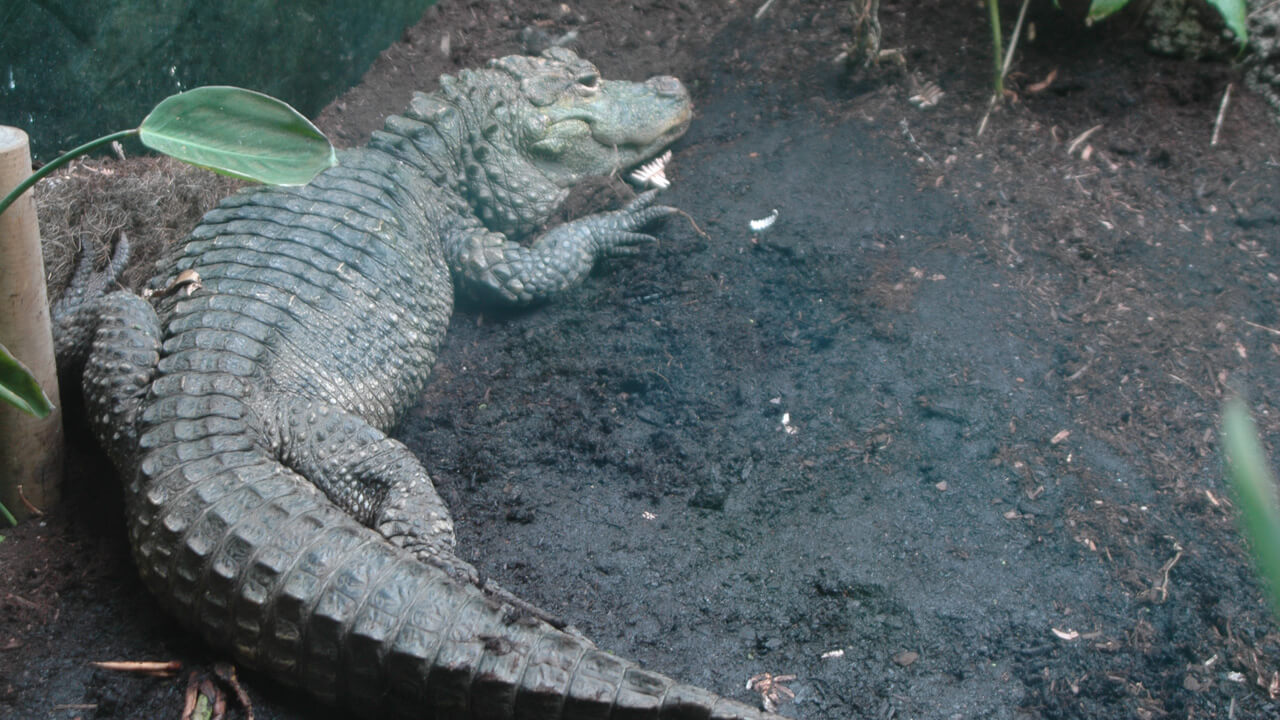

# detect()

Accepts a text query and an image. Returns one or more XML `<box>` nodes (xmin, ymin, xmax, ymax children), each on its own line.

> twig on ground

<box><xmin>16</xmin><ymin>484</ymin><xmax>43</xmax><ymax>516</ymax></box>
<box><xmin>674</xmin><ymin>208</ymin><xmax>710</xmax><ymax>240</ymax></box>
<box><xmin>1252</xmin><ymin>0</ymin><xmax>1280</xmax><ymax>17</ymax></box>
<box><xmin>1141</xmin><ymin>546</ymin><xmax>1184</xmax><ymax>603</ymax></box>
<box><xmin>900</xmin><ymin>119</ymin><xmax>936</xmax><ymax>166</ymax></box>
<box><xmin>5</xmin><ymin>593</ymin><xmax>39</xmax><ymax>610</ymax></box>
<box><xmin>1067</xmin><ymin>124</ymin><xmax>1104</xmax><ymax>156</ymax></box>
<box><xmin>1212</xmin><ymin>83</ymin><xmax>1233</xmax><ymax>147</ymax></box>
<box><xmin>1241</xmin><ymin>317</ymin><xmax>1280</xmax><ymax>336</ymax></box>
<box><xmin>91</xmin><ymin>660</ymin><xmax>182</xmax><ymax>677</ymax></box>
<box><xmin>1065</xmin><ymin>357</ymin><xmax>1093</xmax><ymax>382</ymax></box>
<box><xmin>214</xmin><ymin>663</ymin><xmax>255</xmax><ymax>720</ymax></box>
<box><xmin>1027</xmin><ymin>68</ymin><xmax>1058</xmax><ymax>94</ymax></box>
<box><xmin>181</xmin><ymin>673</ymin><xmax>200</xmax><ymax>720</ymax></box>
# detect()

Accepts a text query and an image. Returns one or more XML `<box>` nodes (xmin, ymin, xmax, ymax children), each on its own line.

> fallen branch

<box><xmin>91</xmin><ymin>660</ymin><xmax>182</xmax><ymax>677</ymax></box>
<box><xmin>1212</xmin><ymin>83</ymin><xmax>1233</xmax><ymax>147</ymax></box>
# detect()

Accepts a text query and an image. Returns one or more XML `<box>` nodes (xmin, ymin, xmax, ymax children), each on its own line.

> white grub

<box><xmin>629</xmin><ymin>150</ymin><xmax>672</xmax><ymax>189</ymax></box>
<box><xmin>749</xmin><ymin>208</ymin><xmax>779</xmax><ymax>232</ymax></box>
<box><xmin>820</xmin><ymin>648</ymin><xmax>845</xmax><ymax>660</ymax></box>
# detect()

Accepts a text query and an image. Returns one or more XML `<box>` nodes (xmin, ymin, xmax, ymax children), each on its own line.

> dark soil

<box><xmin>6</xmin><ymin>1</ymin><xmax>1280</xmax><ymax>718</ymax></box>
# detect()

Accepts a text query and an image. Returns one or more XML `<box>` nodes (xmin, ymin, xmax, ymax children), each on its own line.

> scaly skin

<box><xmin>56</xmin><ymin>48</ymin><xmax>783</xmax><ymax>719</ymax></box>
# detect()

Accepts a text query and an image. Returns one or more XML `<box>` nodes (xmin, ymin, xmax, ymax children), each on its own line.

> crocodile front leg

<box><xmin>449</xmin><ymin>189</ymin><xmax>677</xmax><ymax>305</ymax></box>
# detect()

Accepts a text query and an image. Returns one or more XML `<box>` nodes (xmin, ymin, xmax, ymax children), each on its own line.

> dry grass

<box><xmin>34</xmin><ymin>155</ymin><xmax>242</xmax><ymax>300</ymax></box>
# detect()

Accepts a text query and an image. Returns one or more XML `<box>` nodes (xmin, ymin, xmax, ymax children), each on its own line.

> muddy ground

<box><xmin>6</xmin><ymin>1</ymin><xmax>1280</xmax><ymax>718</ymax></box>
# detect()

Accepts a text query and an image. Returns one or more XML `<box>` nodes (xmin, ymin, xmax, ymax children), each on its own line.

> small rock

<box><xmin>892</xmin><ymin>650</ymin><xmax>919</xmax><ymax>667</ymax></box>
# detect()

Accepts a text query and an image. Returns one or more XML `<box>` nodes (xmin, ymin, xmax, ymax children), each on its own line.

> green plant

<box><xmin>1088</xmin><ymin>0</ymin><xmax>1247</xmax><ymax>46</ymax></box>
<box><xmin>988</xmin><ymin>0</ymin><xmax>1007</xmax><ymax>97</ymax></box>
<box><xmin>1223</xmin><ymin>398</ymin><xmax>1280</xmax><ymax>619</ymax></box>
<box><xmin>986</xmin><ymin>0</ymin><xmax>1250</xmax><ymax>96</ymax></box>
<box><xmin>0</xmin><ymin>341</ymin><xmax>52</xmax><ymax>419</ymax></box>
<box><xmin>0</xmin><ymin>86</ymin><xmax>336</xmax><ymax>218</ymax></box>
<box><xmin>0</xmin><ymin>343</ymin><xmax>51</xmax><ymax>526</ymax></box>
<box><xmin>0</xmin><ymin>86</ymin><xmax>336</xmax><ymax>414</ymax></box>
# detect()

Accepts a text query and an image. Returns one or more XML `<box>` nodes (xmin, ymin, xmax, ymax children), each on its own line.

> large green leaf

<box><xmin>138</xmin><ymin>86</ymin><xmax>337</xmax><ymax>186</ymax></box>
<box><xmin>1087</xmin><ymin>0</ymin><xmax>1247</xmax><ymax>44</ymax></box>
<box><xmin>0</xmin><ymin>342</ymin><xmax>52</xmax><ymax>418</ymax></box>
<box><xmin>1207</xmin><ymin>0</ymin><xmax>1248</xmax><ymax>45</ymax></box>
<box><xmin>1087</xmin><ymin>0</ymin><xmax>1131</xmax><ymax>22</ymax></box>
<box><xmin>1224</xmin><ymin>398</ymin><xmax>1280</xmax><ymax>617</ymax></box>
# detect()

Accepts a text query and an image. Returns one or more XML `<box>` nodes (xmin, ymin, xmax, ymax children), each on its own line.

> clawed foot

<box><xmin>582</xmin><ymin>188</ymin><xmax>679</xmax><ymax>258</ymax></box>
<box><xmin>64</xmin><ymin>233</ymin><xmax>130</xmax><ymax>300</ymax></box>
<box><xmin>51</xmin><ymin>233</ymin><xmax>131</xmax><ymax>368</ymax></box>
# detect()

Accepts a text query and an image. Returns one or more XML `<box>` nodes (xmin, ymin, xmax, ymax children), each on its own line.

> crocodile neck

<box><xmin>367</xmin><ymin>67</ymin><xmax>566</xmax><ymax>239</ymax></box>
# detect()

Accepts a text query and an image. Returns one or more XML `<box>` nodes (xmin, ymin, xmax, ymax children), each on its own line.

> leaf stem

<box><xmin>988</xmin><ymin>0</ymin><xmax>1004</xmax><ymax>97</ymax></box>
<box><xmin>0</xmin><ymin>499</ymin><xmax>15</xmax><ymax>527</ymax></box>
<box><xmin>0</xmin><ymin>128</ymin><xmax>139</xmax><ymax>217</ymax></box>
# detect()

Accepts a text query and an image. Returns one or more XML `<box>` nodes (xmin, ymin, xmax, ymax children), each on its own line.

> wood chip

<box><xmin>1051</xmin><ymin>627</ymin><xmax>1079</xmax><ymax>641</ymax></box>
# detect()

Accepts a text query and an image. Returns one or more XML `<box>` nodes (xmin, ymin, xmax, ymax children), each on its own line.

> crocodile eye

<box><xmin>576</xmin><ymin>72</ymin><xmax>600</xmax><ymax>92</ymax></box>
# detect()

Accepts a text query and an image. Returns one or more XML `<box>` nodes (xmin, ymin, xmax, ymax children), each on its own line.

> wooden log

<box><xmin>0</xmin><ymin>126</ymin><xmax>63</xmax><ymax>520</ymax></box>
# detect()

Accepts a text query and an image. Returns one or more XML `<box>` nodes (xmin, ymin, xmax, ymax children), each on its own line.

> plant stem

<box><xmin>0</xmin><ymin>499</ymin><xmax>15</xmax><ymax>527</ymax></box>
<box><xmin>0</xmin><ymin>128</ymin><xmax>139</xmax><ymax>217</ymax></box>
<box><xmin>988</xmin><ymin>0</ymin><xmax>1004</xmax><ymax>97</ymax></box>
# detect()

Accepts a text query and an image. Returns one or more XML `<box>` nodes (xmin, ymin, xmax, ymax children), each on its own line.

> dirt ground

<box><xmin>6</xmin><ymin>1</ymin><xmax>1280</xmax><ymax>718</ymax></box>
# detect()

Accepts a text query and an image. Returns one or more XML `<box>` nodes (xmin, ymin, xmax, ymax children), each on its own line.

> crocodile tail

<box><xmin>128</xmin><ymin>404</ymin><xmax>776</xmax><ymax>720</ymax></box>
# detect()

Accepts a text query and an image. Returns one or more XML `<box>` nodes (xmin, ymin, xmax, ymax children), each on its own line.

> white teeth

<box><xmin>628</xmin><ymin>149</ymin><xmax>672</xmax><ymax>189</ymax></box>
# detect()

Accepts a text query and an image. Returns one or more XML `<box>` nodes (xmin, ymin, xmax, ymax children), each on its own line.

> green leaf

<box><xmin>138</xmin><ymin>86</ymin><xmax>337</xmax><ymax>186</ymax></box>
<box><xmin>1223</xmin><ymin>398</ymin><xmax>1280</xmax><ymax>618</ymax></box>
<box><xmin>0</xmin><ymin>342</ymin><xmax>52</xmax><ymax>418</ymax></box>
<box><xmin>1207</xmin><ymin>0</ymin><xmax>1248</xmax><ymax>45</ymax></box>
<box><xmin>1087</xmin><ymin>0</ymin><xmax>1131</xmax><ymax>22</ymax></box>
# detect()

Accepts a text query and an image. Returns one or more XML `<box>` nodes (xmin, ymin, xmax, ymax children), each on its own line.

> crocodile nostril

<box><xmin>647</xmin><ymin>75</ymin><xmax>686</xmax><ymax>98</ymax></box>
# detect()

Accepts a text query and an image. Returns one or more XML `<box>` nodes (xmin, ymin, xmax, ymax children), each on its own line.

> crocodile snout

<box><xmin>647</xmin><ymin>75</ymin><xmax>688</xmax><ymax>100</ymax></box>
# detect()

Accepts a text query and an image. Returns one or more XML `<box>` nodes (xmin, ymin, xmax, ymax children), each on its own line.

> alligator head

<box><xmin>400</xmin><ymin>47</ymin><xmax>692</xmax><ymax>237</ymax></box>
<box><xmin>492</xmin><ymin>46</ymin><xmax>693</xmax><ymax>186</ymax></box>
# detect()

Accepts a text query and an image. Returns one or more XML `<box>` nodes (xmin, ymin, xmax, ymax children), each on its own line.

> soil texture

<box><xmin>6</xmin><ymin>1</ymin><xmax>1280</xmax><ymax>719</ymax></box>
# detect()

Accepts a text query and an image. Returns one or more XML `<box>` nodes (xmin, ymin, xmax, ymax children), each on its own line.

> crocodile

<box><xmin>54</xmin><ymin>47</ymin><xmax>785</xmax><ymax>719</ymax></box>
